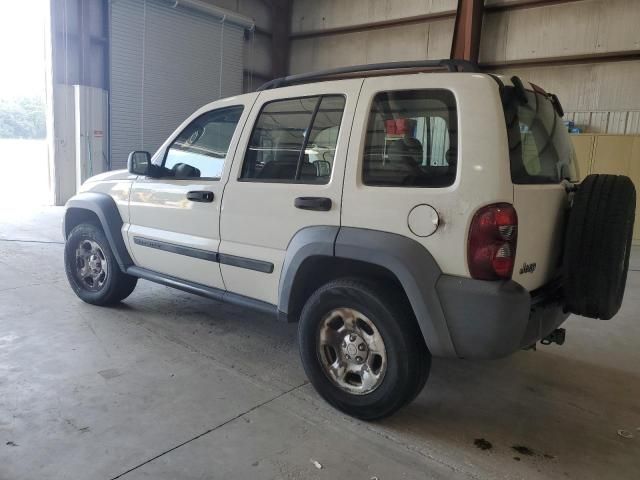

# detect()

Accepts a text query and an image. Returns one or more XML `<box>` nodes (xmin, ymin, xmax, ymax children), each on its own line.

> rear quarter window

<box><xmin>362</xmin><ymin>89</ymin><xmax>458</xmax><ymax>188</ymax></box>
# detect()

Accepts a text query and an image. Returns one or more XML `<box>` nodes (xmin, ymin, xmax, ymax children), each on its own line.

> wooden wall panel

<box><xmin>630</xmin><ymin>137</ymin><xmax>640</xmax><ymax>242</ymax></box>
<box><xmin>591</xmin><ymin>135</ymin><xmax>634</xmax><ymax>175</ymax></box>
<box><xmin>572</xmin><ymin>134</ymin><xmax>640</xmax><ymax>242</ymax></box>
<box><xmin>571</xmin><ymin>134</ymin><xmax>594</xmax><ymax>180</ymax></box>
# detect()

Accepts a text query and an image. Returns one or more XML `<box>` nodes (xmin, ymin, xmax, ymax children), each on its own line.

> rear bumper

<box><xmin>436</xmin><ymin>275</ymin><xmax>569</xmax><ymax>359</ymax></box>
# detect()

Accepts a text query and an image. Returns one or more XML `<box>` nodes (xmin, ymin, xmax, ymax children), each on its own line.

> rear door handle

<box><xmin>187</xmin><ymin>191</ymin><xmax>214</xmax><ymax>203</ymax></box>
<box><xmin>294</xmin><ymin>197</ymin><xmax>332</xmax><ymax>211</ymax></box>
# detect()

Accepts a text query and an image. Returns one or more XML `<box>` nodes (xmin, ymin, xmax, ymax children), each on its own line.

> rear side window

<box><xmin>363</xmin><ymin>89</ymin><xmax>458</xmax><ymax>187</ymax></box>
<box><xmin>503</xmin><ymin>87</ymin><xmax>577</xmax><ymax>184</ymax></box>
<box><xmin>163</xmin><ymin>106</ymin><xmax>243</xmax><ymax>179</ymax></box>
<box><xmin>241</xmin><ymin>95</ymin><xmax>345</xmax><ymax>183</ymax></box>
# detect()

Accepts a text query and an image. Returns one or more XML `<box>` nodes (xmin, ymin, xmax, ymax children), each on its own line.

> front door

<box><xmin>126</xmin><ymin>95</ymin><xmax>257</xmax><ymax>289</ymax></box>
<box><xmin>219</xmin><ymin>80</ymin><xmax>363</xmax><ymax>304</ymax></box>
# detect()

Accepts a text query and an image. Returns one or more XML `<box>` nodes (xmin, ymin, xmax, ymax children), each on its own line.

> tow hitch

<box><xmin>541</xmin><ymin>328</ymin><xmax>566</xmax><ymax>346</ymax></box>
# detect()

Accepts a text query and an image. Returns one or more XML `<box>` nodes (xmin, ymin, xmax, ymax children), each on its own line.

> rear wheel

<box><xmin>64</xmin><ymin>223</ymin><xmax>138</xmax><ymax>305</ymax></box>
<box><xmin>298</xmin><ymin>278</ymin><xmax>430</xmax><ymax>420</ymax></box>
<box><xmin>564</xmin><ymin>174</ymin><xmax>636</xmax><ymax>319</ymax></box>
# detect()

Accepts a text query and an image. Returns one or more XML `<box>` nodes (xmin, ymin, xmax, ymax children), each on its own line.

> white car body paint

<box><xmin>76</xmin><ymin>73</ymin><xmax>574</xmax><ymax>301</ymax></box>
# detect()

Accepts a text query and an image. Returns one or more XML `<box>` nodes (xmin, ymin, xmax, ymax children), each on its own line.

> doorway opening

<box><xmin>0</xmin><ymin>0</ymin><xmax>51</xmax><ymax>207</ymax></box>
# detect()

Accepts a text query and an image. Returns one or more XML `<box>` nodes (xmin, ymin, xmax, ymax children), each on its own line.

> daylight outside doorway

<box><xmin>0</xmin><ymin>0</ymin><xmax>50</xmax><ymax>208</ymax></box>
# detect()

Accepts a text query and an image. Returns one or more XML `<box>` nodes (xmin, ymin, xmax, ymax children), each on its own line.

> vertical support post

<box><xmin>79</xmin><ymin>0</ymin><xmax>90</xmax><ymax>86</ymax></box>
<box><xmin>270</xmin><ymin>0</ymin><xmax>292</xmax><ymax>78</ymax></box>
<box><xmin>450</xmin><ymin>0</ymin><xmax>484</xmax><ymax>62</ymax></box>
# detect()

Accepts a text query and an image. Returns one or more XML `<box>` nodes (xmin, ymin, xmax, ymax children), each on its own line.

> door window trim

<box><xmin>238</xmin><ymin>94</ymin><xmax>347</xmax><ymax>184</ymax></box>
<box><xmin>155</xmin><ymin>105</ymin><xmax>245</xmax><ymax>181</ymax></box>
<box><xmin>360</xmin><ymin>88</ymin><xmax>458</xmax><ymax>188</ymax></box>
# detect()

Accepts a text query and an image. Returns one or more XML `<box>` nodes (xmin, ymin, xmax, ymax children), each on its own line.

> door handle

<box><xmin>294</xmin><ymin>197</ymin><xmax>332</xmax><ymax>211</ymax></box>
<box><xmin>187</xmin><ymin>191</ymin><xmax>214</xmax><ymax>203</ymax></box>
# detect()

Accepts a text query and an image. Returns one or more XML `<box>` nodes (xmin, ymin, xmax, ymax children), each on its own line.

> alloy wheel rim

<box><xmin>317</xmin><ymin>307</ymin><xmax>387</xmax><ymax>395</ymax></box>
<box><xmin>75</xmin><ymin>239</ymin><xmax>108</xmax><ymax>291</ymax></box>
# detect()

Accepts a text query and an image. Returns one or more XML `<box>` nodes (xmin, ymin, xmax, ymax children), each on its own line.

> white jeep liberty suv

<box><xmin>64</xmin><ymin>60</ymin><xmax>636</xmax><ymax>420</ymax></box>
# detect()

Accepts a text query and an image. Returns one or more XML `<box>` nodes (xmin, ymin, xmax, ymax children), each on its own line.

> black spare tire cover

<box><xmin>563</xmin><ymin>174</ymin><xmax>636</xmax><ymax>319</ymax></box>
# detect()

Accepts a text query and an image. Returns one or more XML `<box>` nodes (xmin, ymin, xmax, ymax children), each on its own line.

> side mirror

<box><xmin>128</xmin><ymin>151</ymin><xmax>151</xmax><ymax>176</ymax></box>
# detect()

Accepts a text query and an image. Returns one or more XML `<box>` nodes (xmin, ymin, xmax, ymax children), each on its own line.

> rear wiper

<box><xmin>510</xmin><ymin>76</ymin><xmax>529</xmax><ymax>105</ymax></box>
<box><xmin>549</xmin><ymin>93</ymin><xmax>564</xmax><ymax>117</ymax></box>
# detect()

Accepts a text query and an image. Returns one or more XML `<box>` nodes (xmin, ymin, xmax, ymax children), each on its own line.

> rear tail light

<box><xmin>468</xmin><ymin>203</ymin><xmax>518</xmax><ymax>280</ymax></box>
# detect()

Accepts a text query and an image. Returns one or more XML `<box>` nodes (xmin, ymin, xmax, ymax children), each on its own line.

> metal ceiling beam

<box><xmin>450</xmin><ymin>0</ymin><xmax>485</xmax><ymax>63</ymax></box>
<box><xmin>289</xmin><ymin>0</ymin><xmax>584</xmax><ymax>40</ymax></box>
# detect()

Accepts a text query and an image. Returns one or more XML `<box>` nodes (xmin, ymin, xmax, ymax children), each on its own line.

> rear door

<box><xmin>219</xmin><ymin>80</ymin><xmax>362</xmax><ymax>305</ymax></box>
<box><xmin>503</xmin><ymin>83</ymin><xmax>579</xmax><ymax>290</ymax></box>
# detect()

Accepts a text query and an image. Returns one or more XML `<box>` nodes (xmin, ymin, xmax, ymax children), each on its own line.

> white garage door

<box><xmin>110</xmin><ymin>0</ymin><xmax>244</xmax><ymax>169</ymax></box>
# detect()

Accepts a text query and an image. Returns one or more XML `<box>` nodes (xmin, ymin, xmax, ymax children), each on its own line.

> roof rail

<box><xmin>257</xmin><ymin>59</ymin><xmax>479</xmax><ymax>91</ymax></box>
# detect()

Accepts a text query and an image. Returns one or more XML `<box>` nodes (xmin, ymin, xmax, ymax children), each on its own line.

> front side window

<box><xmin>162</xmin><ymin>105</ymin><xmax>244</xmax><ymax>179</ymax></box>
<box><xmin>363</xmin><ymin>89</ymin><xmax>458</xmax><ymax>187</ymax></box>
<box><xmin>241</xmin><ymin>95</ymin><xmax>345</xmax><ymax>183</ymax></box>
<box><xmin>503</xmin><ymin>87</ymin><xmax>577</xmax><ymax>184</ymax></box>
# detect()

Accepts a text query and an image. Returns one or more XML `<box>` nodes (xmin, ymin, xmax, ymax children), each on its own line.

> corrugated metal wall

<box><xmin>110</xmin><ymin>0</ymin><xmax>244</xmax><ymax>169</ymax></box>
<box><xmin>289</xmin><ymin>0</ymin><xmax>640</xmax><ymax>134</ymax></box>
<box><xmin>565</xmin><ymin>111</ymin><xmax>640</xmax><ymax>135</ymax></box>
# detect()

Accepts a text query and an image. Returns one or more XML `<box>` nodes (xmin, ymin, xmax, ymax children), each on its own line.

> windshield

<box><xmin>503</xmin><ymin>86</ymin><xmax>578</xmax><ymax>184</ymax></box>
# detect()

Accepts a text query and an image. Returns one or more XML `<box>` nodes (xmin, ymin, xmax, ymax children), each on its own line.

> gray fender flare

<box><xmin>278</xmin><ymin>226</ymin><xmax>457</xmax><ymax>358</ymax></box>
<box><xmin>278</xmin><ymin>225</ymin><xmax>340</xmax><ymax>317</ymax></box>
<box><xmin>63</xmin><ymin>192</ymin><xmax>133</xmax><ymax>271</ymax></box>
<box><xmin>335</xmin><ymin>227</ymin><xmax>456</xmax><ymax>357</ymax></box>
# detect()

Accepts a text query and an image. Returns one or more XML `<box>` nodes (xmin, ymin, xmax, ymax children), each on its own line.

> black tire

<box><xmin>564</xmin><ymin>174</ymin><xmax>636</xmax><ymax>319</ymax></box>
<box><xmin>298</xmin><ymin>278</ymin><xmax>431</xmax><ymax>420</ymax></box>
<box><xmin>64</xmin><ymin>223</ymin><xmax>138</xmax><ymax>305</ymax></box>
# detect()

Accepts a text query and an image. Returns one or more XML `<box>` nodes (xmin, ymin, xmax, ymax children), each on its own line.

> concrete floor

<box><xmin>1</xmin><ymin>206</ymin><xmax>639</xmax><ymax>480</ymax></box>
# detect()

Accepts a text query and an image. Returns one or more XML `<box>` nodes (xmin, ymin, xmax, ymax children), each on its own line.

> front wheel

<box><xmin>64</xmin><ymin>223</ymin><xmax>138</xmax><ymax>305</ymax></box>
<box><xmin>298</xmin><ymin>278</ymin><xmax>430</xmax><ymax>420</ymax></box>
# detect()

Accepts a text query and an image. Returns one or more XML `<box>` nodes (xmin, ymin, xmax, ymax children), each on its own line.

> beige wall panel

<box><xmin>424</xmin><ymin>18</ymin><xmax>455</xmax><ymax>58</ymax></box>
<box><xmin>590</xmin><ymin>0</ymin><xmax>640</xmax><ymax>53</ymax></box>
<box><xmin>570</xmin><ymin>134</ymin><xmax>595</xmax><ymax>180</ymax></box>
<box><xmin>591</xmin><ymin>135</ymin><xmax>634</xmax><ymax>175</ymax></box>
<box><xmin>290</xmin><ymin>18</ymin><xmax>453</xmax><ymax>74</ymax></box>
<box><xmin>479</xmin><ymin>9</ymin><xmax>508</xmax><ymax>65</ymax></box>
<box><xmin>492</xmin><ymin>61</ymin><xmax>640</xmax><ymax>112</ymax></box>
<box><xmin>484</xmin><ymin>2</ymin><xmax>596</xmax><ymax>63</ymax></box>
<box><xmin>364</xmin><ymin>22</ymin><xmax>430</xmax><ymax>64</ymax></box>
<box><xmin>291</xmin><ymin>0</ymin><xmax>457</xmax><ymax>34</ymax></box>
<box><xmin>484</xmin><ymin>0</ymin><xmax>576</xmax><ymax>5</ymax></box>
<box><xmin>290</xmin><ymin>31</ymin><xmax>370</xmax><ymax>73</ymax></box>
<box><xmin>480</xmin><ymin>0</ymin><xmax>640</xmax><ymax>64</ymax></box>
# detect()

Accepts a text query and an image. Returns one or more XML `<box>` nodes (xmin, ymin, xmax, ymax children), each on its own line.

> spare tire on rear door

<box><xmin>564</xmin><ymin>174</ymin><xmax>636</xmax><ymax>320</ymax></box>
